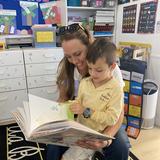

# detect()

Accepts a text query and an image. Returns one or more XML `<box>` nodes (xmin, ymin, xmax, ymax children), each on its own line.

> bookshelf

<box><xmin>67</xmin><ymin>4</ymin><xmax>117</xmax><ymax>41</ymax></box>
<box><xmin>67</xmin><ymin>6</ymin><xmax>115</xmax><ymax>11</ymax></box>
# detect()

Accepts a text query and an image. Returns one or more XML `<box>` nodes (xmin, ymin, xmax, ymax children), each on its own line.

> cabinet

<box><xmin>23</xmin><ymin>47</ymin><xmax>64</xmax><ymax>101</ymax></box>
<box><xmin>0</xmin><ymin>49</ymin><xmax>27</xmax><ymax>125</ymax></box>
<box><xmin>0</xmin><ymin>47</ymin><xmax>64</xmax><ymax>125</ymax></box>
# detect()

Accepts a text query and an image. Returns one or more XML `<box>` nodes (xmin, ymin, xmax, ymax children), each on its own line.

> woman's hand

<box><xmin>69</xmin><ymin>101</ymin><xmax>84</xmax><ymax>115</ymax></box>
<box><xmin>76</xmin><ymin>139</ymin><xmax>112</xmax><ymax>150</ymax></box>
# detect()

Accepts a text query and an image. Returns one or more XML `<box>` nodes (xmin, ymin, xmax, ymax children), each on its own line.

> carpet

<box><xmin>0</xmin><ymin>124</ymin><xmax>139</xmax><ymax>160</ymax></box>
<box><xmin>0</xmin><ymin>123</ymin><xmax>47</xmax><ymax>160</ymax></box>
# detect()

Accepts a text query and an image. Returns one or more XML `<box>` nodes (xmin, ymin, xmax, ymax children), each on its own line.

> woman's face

<box><xmin>62</xmin><ymin>39</ymin><xmax>87</xmax><ymax>71</ymax></box>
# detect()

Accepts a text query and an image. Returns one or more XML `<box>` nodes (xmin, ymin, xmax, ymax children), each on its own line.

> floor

<box><xmin>129</xmin><ymin>127</ymin><xmax>160</xmax><ymax>160</ymax></box>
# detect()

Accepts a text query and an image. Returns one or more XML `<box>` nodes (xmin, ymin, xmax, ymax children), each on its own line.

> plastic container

<box><xmin>142</xmin><ymin>79</ymin><xmax>159</xmax><ymax>129</ymax></box>
<box><xmin>104</xmin><ymin>0</ymin><xmax>115</xmax><ymax>8</ymax></box>
<box><xmin>67</xmin><ymin>0</ymin><xmax>80</xmax><ymax>6</ymax></box>
<box><xmin>90</xmin><ymin>0</ymin><xmax>104</xmax><ymax>8</ymax></box>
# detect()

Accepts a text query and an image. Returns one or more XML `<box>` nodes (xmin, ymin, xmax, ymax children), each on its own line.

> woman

<box><xmin>47</xmin><ymin>23</ymin><xmax>130</xmax><ymax>160</ymax></box>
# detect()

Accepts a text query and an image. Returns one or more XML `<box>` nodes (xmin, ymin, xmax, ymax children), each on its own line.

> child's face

<box><xmin>87</xmin><ymin>57</ymin><xmax>114</xmax><ymax>86</ymax></box>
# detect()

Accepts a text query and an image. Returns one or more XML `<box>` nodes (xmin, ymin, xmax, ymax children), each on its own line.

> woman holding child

<box><xmin>47</xmin><ymin>23</ymin><xmax>130</xmax><ymax>160</ymax></box>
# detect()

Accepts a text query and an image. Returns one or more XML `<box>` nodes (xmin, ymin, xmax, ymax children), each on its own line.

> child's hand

<box><xmin>70</xmin><ymin>101</ymin><xmax>84</xmax><ymax>115</ymax></box>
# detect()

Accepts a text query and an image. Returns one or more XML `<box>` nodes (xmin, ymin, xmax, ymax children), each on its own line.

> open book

<box><xmin>12</xmin><ymin>94</ymin><xmax>114</xmax><ymax>147</ymax></box>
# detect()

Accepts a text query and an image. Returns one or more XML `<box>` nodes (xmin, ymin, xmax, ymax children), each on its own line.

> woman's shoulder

<box><xmin>113</xmin><ymin>64</ymin><xmax>125</xmax><ymax>88</ymax></box>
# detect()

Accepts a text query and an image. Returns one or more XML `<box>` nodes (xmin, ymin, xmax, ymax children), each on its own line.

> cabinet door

<box><xmin>0</xmin><ymin>65</ymin><xmax>25</xmax><ymax>79</ymax></box>
<box><xmin>25</xmin><ymin>63</ymin><xmax>59</xmax><ymax>76</ymax></box>
<box><xmin>27</xmin><ymin>75</ymin><xmax>57</xmax><ymax>88</ymax></box>
<box><xmin>0</xmin><ymin>90</ymin><xmax>28</xmax><ymax>123</ymax></box>
<box><xmin>23</xmin><ymin>48</ymin><xmax>64</xmax><ymax>64</ymax></box>
<box><xmin>28</xmin><ymin>86</ymin><xmax>59</xmax><ymax>101</ymax></box>
<box><xmin>0</xmin><ymin>50</ymin><xmax>23</xmax><ymax>66</ymax></box>
<box><xmin>0</xmin><ymin>78</ymin><xmax>26</xmax><ymax>92</ymax></box>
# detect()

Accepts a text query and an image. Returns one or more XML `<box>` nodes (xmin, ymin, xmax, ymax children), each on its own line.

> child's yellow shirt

<box><xmin>77</xmin><ymin>77</ymin><xmax>124</xmax><ymax>133</ymax></box>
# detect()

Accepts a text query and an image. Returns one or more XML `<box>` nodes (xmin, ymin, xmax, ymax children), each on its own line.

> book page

<box><xmin>29</xmin><ymin>121</ymin><xmax>114</xmax><ymax>147</ymax></box>
<box><xmin>28</xmin><ymin>94</ymin><xmax>69</xmax><ymax>133</ymax></box>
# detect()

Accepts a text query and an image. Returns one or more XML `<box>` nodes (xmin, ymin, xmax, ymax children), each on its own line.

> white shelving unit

<box><xmin>67</xmin><ymin>6</ymin><xmax>115</xmax><ymax>11</ymax></box>
<box><xmin>67</xmin><ymin>5</ymin><xmax>116</xmax><ymax>41</ymax></box>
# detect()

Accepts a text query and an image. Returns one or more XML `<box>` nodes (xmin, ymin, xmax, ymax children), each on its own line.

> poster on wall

<box><xmin>137</xmin><ymin>1</ymin><xmax>158</xmax><ymax>34</ymax></box>
<box><xmin>118</xmin><ymin>0</ymin><xmax>130</xmax><ymax>5</ymax></box>
<box><xmin>0</xmin><ymin>0</ymin><xmax>63</xmax><ymax>34</ymax></box>
<box><xmin>19</xmin><ymin>0</ymin><xmax>49</xmax><ymax>2</ymax></box>
<box><xmin>122</xmin><ymin>5</ymin><xmax>137</xmax><ymax>33</ymax></box>
<box><xmin>0</xmin><ymin>9</ymin><xmax>17</xmax><ymax>34</ymax></box>
<box><xmin>40</xmin><ymin>1</ymin><xmax>65</xmax><ymax>25</ymax></box>
<box><xmin>20</xmin><ymin>1</ymin><xmax>38</xmax><ymax>26</ymax></box>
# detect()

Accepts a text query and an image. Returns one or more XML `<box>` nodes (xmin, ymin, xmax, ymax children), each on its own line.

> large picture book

<box><xmin>12</xmin><ymin>94</ymin><xmax>114</xmax><ymax>147</ymax></box>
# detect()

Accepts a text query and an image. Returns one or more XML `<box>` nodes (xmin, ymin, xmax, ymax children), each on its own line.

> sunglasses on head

<box><xmin>57</xmin><ymin>23</ymin><xmax>87</xmax><ymax>36</ymax></box>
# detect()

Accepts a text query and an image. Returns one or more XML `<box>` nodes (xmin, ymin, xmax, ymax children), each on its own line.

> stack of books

<box><xmin>94</xmin><ymin>10</ymin><xmax>114</xmax><ymax>37</ymax></box>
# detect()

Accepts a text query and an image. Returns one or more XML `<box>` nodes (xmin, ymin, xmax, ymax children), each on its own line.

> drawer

<box><xmin>0</xmin><ymin>90</ymin><xmax>28</xmax><ymax>121</ymax></box>
<box><xmin>0</xmin><ymin>65</ymin><xmax>25</xmax><ymax>80</ymax></box>
<box><xmin>25</xmin><ymin>63</ymin><xmax>59</xmax><ymax>76</ymax></box>
<box><xmin>23</xmin><ymin>47</ymin><xmax>64</xmax><ymax>64</ymax></box>
<box><xmin>0</xmin><ymin>50</ymin><xmax>23</xmax><ymax>66</ymax></box>
<box><xmin>27</xmin><ymin>75</ymin><xmax>57</xmax><ymax>88</ymax></box>
<box><xmin>0</xmin><ymin>77</ymin><xmax>26</xmax><ymax>92</ymax></box>
<box><xmin>28</xmin><ymin>86</ymin><xmax>59</xmax><ymax>101</ymax></box>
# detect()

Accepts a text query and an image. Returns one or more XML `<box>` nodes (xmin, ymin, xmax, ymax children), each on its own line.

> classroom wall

<box><xmin>115</xmin><ymin>0</ymin><xmax>160</xmax><ymax>126</ymax></box>
<box><xmin>0</xmin><ymin>0</ymin><xmax>59</xmax><ymax>31</ymax></box>
<box><xmin>116</xmin><ymin>0</ymin><xmax>160</xmax><ymax>55</ymax></box>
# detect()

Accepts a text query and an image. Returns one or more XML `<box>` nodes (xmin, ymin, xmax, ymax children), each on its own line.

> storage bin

<box><xmin>67</xmin><ymin>0</ymin><xmax>80</xmax><ymax>6</ymax></box>
<box><xmin>90</xmin><ymin>0</ymin><xmax>104</xmax><ymax>8</ymax></box>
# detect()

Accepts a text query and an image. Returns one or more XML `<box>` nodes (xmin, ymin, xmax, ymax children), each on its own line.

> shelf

<box><xmin>93</xmin><ymin>34</ymin><xmax>114</xmax><ymax>37</ymax></box>
<box><xmin>67</xmin><ymin>6</ymin><xmax>115</xmax><ymax>11</ymax></box>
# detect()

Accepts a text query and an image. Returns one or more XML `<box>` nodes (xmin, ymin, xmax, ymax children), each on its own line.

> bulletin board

<box><xmin>122</xmin><ymin>4</ymin><xmax>137</xmax><ymax>33</ymax></box>
<box><xmin>118</xmin><ymin>41</ymin><xmax>151</xmax><ymax>139</ymax></box>
<box><xmin>0</xmin><ymin>0</ymin><xmax>56</xmax><ymax>32</ymax></box>
<box><xmin>137</xmin><ymin>1</ymin><xmax>158</xmax><ymax>34</ymax></box>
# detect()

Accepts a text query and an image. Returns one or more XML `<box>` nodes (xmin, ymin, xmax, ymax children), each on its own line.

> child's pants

<box><xmin>62</xmin><ymin>146</ymin><xmax>94</xmax><ymax>160</ymax></box>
